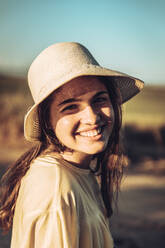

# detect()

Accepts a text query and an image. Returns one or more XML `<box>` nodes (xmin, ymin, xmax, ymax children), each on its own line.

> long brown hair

<box><xmin>0</xmin><ymin>76</ymin><xmax>123</xmax><ymax>233</ymax></box>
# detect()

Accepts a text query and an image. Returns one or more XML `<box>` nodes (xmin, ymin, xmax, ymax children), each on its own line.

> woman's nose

<box><xmin>80</xmin><ymin>106</ymin><xmax>101</xmax><ymax>125</ymax></box>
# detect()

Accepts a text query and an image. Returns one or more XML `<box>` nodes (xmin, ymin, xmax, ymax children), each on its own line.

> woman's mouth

<box><xmin>75</xmin><ymin>126</ymin><xmax>106</xmax><ymax>141</ymax></box>
<box><xmin>78</xmin><ymin>127</ymin><xmax>102</xmax><ymax>137</ymax></box>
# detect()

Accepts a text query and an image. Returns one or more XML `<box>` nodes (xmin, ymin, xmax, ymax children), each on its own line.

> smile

<box><xmin>78</xmin><ymin>127</ymin><xmax>102</xmax><ymax>137</ymax></box>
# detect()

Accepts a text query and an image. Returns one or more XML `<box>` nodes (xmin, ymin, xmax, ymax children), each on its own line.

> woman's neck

<box><xmin>61</xmin><ymin>151</ymin><xmax>92</xmax><ymax>169</ymax></box>
<box><xmin>44</xmin><ymin>145</ymin><xmax>93</xmax><ymax>169</ymax></box>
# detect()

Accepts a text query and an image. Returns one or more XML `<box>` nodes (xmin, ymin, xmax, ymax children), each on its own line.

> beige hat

<box><xmin>24</xmin><ymin>42</ymin><xmax>144</xmax><ymax>141</ymax></box>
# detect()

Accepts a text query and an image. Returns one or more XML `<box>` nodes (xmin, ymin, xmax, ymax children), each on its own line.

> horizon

<box><xmin>0</xmin><ymin>71</ymin><xmax>165</xmax><ymax>87</ymax></box>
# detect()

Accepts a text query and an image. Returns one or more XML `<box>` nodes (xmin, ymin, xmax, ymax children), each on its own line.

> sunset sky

<box><xmin>0</xmin><ymin>0</ymin><xmax>165</xmax><ymax>85</ymax></box>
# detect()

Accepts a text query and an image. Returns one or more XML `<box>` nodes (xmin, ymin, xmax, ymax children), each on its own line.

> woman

<box><xmin>0</xmin><ymin>42</ymin><xmax>144</xmax><ymax>247</ymax></box>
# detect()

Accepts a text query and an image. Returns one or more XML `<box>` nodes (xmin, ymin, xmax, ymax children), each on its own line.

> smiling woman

<box><xmin>0</xmin><ymin>42</ymin><xmax>144</xmax><ymax>248</ymax></box>
<box><xmin>49</xmin><ymin>77</ymin><xmax>114</xmax><ymax>160</ymax></box>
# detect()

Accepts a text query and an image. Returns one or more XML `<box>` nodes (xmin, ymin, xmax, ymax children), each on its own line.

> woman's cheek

<box><xmin>102</xmin><ymin>106</ymin><xmax>113</xmax><ymax>119</ymax></box>
<box><xmin>55</xmin><ymin>116</ymin><xmax>75</xmax><ymax>138</ymax></box>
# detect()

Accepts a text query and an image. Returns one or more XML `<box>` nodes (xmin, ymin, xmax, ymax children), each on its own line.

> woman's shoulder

<box><xmin>17</xmin><ymin>154</ymin><xmax>76</xmax><ymax>213</ymax></box>
<box><xmin>25</xmin><ymin>153</ymin><xmax>73</xmax><ymax>179</ymax></box>
<box><xmin>23</xmin><ymin>155</ymin><xmax>62</xmax><ymax>184</ymax></box>
<box><xmin>21</xmin><ymin>154</ymin><xmax>78</xmax><ymax>192</ymax></box>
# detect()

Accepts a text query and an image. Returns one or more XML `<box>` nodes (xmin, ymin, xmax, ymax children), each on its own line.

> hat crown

<box><xmin>28</xmin><ymin>42</ymin><xmax>99</xmax><ymax>102</ymax></box>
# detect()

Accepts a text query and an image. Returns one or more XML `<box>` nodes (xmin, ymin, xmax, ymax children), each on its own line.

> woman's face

<box><xmin>49</xmin><ymin>76</ymin><xmax>114</xmax><ymax>157</ymax></box>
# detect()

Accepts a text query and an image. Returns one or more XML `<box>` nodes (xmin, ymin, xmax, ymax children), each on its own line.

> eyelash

<box><xmin>61</xmin><ymin>104</ymin><xmax>78</xmax><ymax>112</ymax></box>
<box><xmin>94</xmin><ymin>97</ymin><xmax>108</xmax><ymax>103</ymax></box>
<box><xmin>61</xmin><ymin>97</ymin><xmax>109</xmax><ymax>112</ymax></box>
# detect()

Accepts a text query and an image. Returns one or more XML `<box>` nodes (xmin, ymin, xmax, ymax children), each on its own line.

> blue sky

<box><xmin>0</xmin><ymin>0</ymin><xmax>165</xmax><ymax>85</ymax></box>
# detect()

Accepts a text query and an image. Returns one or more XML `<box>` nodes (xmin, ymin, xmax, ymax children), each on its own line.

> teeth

<box><xmin>79</xmin><ymin>127</ymin><xmax>101</xmax><ymax>137</ymax></box>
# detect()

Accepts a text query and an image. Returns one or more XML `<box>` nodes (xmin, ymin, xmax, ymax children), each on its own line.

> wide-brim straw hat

<box><xmin>24</xmin><ymin>42</ymin><xmax>144</xmax><ymax>142</ymax></box>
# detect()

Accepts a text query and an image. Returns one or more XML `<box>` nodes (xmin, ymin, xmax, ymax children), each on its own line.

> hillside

<box><xmin>0</xmin><ymin>74</ymin><xmax>165</xmax><ymax>159</ymax></box>
<box><xmin>123</xmin><ymin>85</ymin><xmax>165</xmax><ymax>127</ymax></box>
<box><xmin>1</xmin><ymin>74</ymin><xmax>165</xmax><ymax>128</ymax></box>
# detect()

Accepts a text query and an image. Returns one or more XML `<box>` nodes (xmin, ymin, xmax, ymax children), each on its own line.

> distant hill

<box><xmin>0</xmin><ymin>74</ymin><xmax>165</xmax><ymax>128</ymax></box>
<box><xmin>0</xmin><ymin>74</ymin><xmax>29</xmax><ymax>94</ymax></box>
<box><xmin>123</xmin><ymin>85</ymin><xmax>165</xmax><ymax>127</ymax></box>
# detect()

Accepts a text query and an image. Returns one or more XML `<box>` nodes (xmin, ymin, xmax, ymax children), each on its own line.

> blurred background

<box><xmin>0</xmin><ymin>0</ymin><xmax>165</xmax><ymax>247</ymax></box>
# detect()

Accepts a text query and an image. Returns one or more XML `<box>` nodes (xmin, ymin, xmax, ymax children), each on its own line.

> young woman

<box><xmin>0</xmin><ymin>42</ymin><xmax>144</xmax><ymax>247</ymax></box>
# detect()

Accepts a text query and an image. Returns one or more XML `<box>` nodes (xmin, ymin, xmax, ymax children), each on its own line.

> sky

<box><xmin>0</xmin><ymin>0</ymin><xmax>165</xmax><ymax>85</ymax></box>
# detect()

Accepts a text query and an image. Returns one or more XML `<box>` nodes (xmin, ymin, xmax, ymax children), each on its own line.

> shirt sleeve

<box><xmin>34</xmin><ymin>204</ymin><xmax>79</xmax><ymax>248</ymax></box>
<box><xmin>11</xmin><ymin>162</ymin><xmax>80</xmax><ymax>248</ymax></box>
<box><xmin>18</xmin><ymin>195</ymin><xmax>79</xmax><ymax>248</ymax></box>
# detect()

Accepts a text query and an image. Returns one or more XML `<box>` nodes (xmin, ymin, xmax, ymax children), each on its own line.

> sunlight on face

<box><xmin>49</xmin><ymin>76</ymin><xmax>114</xmax><ymax>158</ymax></box>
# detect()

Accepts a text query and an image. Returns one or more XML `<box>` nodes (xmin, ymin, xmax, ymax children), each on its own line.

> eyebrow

<box><xmin>58</xmin><ymin>91</ymin><xmax>108</xmax><ymax>106</ymax></box>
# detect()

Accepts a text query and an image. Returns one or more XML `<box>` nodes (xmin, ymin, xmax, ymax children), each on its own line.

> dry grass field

<box><xmin>0</xmin><ymin>74</ymin><xmax>165</xmax><ymax>149</ymax></box>
<box><xmin>123</xmin><ymin>85</ymin><xmax>165</xmax><ymax>128</ymax></box>
<box><xmin>0</xmin><ymin>74</ymin><xmax>165</xmax><ymax>247</ymax></box>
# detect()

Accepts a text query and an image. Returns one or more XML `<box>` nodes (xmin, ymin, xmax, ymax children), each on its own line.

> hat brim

<box><xmin>24</xmin><ymin>65</ymin><xmax>144</xmax><ymax>141</ymax></box>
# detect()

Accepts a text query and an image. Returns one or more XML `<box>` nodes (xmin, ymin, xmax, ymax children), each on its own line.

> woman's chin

<box><xmin>76</xmin><ymin>142</ymin><xmax>108</xmax><ymax>155</ymax></box>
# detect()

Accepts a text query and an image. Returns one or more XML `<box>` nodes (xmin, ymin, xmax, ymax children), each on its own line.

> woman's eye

<box><xmin>94</xmin><ymin>97</ymin><xmax>108</xmax><ymax>103</ymax></box>
<box><xmin>61</xmin><ymin>104</ymin><xmax>78</xmax><ymax>112</ymax></box>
